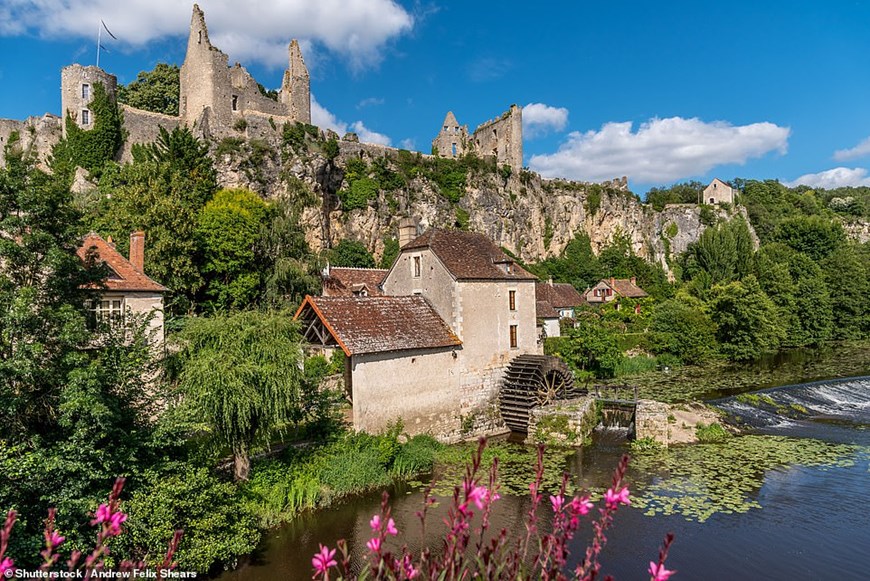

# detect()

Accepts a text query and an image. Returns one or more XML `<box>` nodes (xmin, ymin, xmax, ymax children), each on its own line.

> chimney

<box><xmin>106</xmin><ymin>235</ymin><xmax>114</xmax><ymax>248</ymax></box>
<box><xmin>398</xmin><ymin>217</ymin><xmax>418</xmax><ymax>248</ymax></box>
<box><xmin>630</xmin><ymin>276</ymin><xmax>637</xmax><ymax>285</ymax></box>
<box><xmin>610</xmin><ymin>277</ymin><xmax>615</xmax><ymax>286</ymax></box>
<box><xmin>129</xmin><ymin>231</ymin><xmax>145</xmax><ymax>273</ymax></box>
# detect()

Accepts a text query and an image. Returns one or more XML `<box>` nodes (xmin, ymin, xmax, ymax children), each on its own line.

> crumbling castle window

<box><xmin>451</xmin><ymin>143</ymin><xmax>457</xmax><ymax>156</ymax></box>
<box><xmin>232</xmin><ymin>95</ymin><xmax>239</xmax><ymax>111</ymax></box>
<box><xmin>81</xmin><ymin>110</ymin><xmax>90</xmax><ymax>125</ymax></box>
<box><xmin>509</xmin><ymin>290</ymin><xmax>516</xmax><ymax>311</ymax></box>
<box><xmin>81</xmin><ymin>84</ymin><xmax>90</xmax><ymax>99</ymax></box>
<box><xmin>509</xmin><ymin>324</ymin><xmax>518</xmax><ymax>349</ymax></box>
<box><xmin>198</xmin><ymin>31</ymin><xmax>202</xmax><ymax>44</ymax></box>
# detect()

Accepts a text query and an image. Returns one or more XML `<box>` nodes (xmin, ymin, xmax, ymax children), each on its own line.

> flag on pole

<box><xmin>101</xmin><ymin>20</ymin><xmax>117</xmax><ymax>40</ymax></box>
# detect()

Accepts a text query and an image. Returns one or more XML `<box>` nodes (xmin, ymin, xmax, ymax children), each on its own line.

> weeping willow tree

<box><xmin>174</xmin><ymin>310</ymin><xmax>307</xmax><ymax>480</ymax></box>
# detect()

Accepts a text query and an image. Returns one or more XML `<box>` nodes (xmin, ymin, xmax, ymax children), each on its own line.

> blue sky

<box><xmin>2</xmin><ymin>0</ymin><xmax>870</xmax><ymax>193</ymax></box>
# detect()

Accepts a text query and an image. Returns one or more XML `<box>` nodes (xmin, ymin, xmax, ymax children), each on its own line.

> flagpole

<box><xmin>96</xmin><ymin>21</ymin><xmax>102</xmax><ymax>67</ymax></box>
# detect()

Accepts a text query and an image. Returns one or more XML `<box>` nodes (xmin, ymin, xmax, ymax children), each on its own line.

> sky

<box><xmin>1</xmin><ymin>0</ymin><xmax>870</xmax><ymax>194</ymax></box>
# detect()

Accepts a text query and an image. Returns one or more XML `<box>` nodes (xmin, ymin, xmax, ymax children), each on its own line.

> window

<box><xmin>81</xmin><ymin>109</ymin><xmax>90</xmax><ymax>125</ymax></box>
<box><xmin>81</xmin><ymin>84</ymin><xmax>90</xmax><ymax>99</ymax></box>
<box><xmin>198</xmin><ymin>30</ymin><xmax>202</xmax><ymax>44</ymax></box>
<box><xmin>709</xmin><ymin>197</ymin><xmax>715</xmax><ymax>204</ymax></box>
<box><xmin>509</xmin><ymin>324</ymin><xmax>518</xmax><ymax>349</ymax></box>
<box><xmin>413</xmin><ymin>255</ymin><xmax>421</xmax><ymax>278</ymax></box>
<box><xmin>509</xmin><ymin>290</ymin><xmax>516</xmax><ymax>311</ymax></box>
<box><xmin>89</xmin><ymin>298</ymin><xmax>124</xmax><ymax>329</ymax></box>
<box><xmin>232</xmin><ymin>95</ymin><xmax>239</xmax><ymax>111</ymax></box>
<box><xmin>451</xmin><ymin>143</ymin><xmax>457</xmax><ymax>156</ymax></box>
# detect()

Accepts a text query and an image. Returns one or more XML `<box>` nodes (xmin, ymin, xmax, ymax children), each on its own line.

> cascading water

<box><xmin>714</xmin><ymin>375</ymin><xmax>870</xmax><ymax>434</ymax></box>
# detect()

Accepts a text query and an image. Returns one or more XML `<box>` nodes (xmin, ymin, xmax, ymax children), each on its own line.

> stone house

<box><xmin>585</xmin><ymin>277</ymin><xmax>648</xmax><ymax>308</ymax></box>
<box><xmin>77</xmin><ymin>232</ymin><xmax>167</xmax><ymax>347</ymax></box>
<box><xmin>703</xmin><ymin>178</ymin><xmax>734</xmax><ymax>205</ymax></box>
<box><xmin>534</xmin><ymin>280</ymin><xmax>587</xmax><ymax>339</ymax></box>
<box><xmin>295</xmin><ymin>227</ymin><xmax>541</xmax><ymax>440</ymax></box>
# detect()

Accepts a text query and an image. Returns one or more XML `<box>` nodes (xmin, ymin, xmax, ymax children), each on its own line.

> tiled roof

<box><xmin>606</xmin><ymin>278</ymin><xmax>648</xmax><ymax>298</ymax></box>
<box><xmin>322</xmin><ymin>267</ymin><xmax>387</xmax><ymax>297</ymax></box>
<box><xmin>402</xmin><ymin>229</ymin><xmax>536</xmax><ymax>281</ymax></box>
<box><xmin>77</xmin><ymin>233</ymin><xmax>167</xmax><ymax>293</ymax></box>
<box><xmin>535</xmin><ymin>282</ymin><xmax>586</xmax><ymax>308</ymax></box>
<box><xmin>536</xmin><ymin>300</ymin><xmax>559</xmax><ymax>319</ymax></box>
<box><xmin>294</xmin><ymin>295</ymin><xmax>462</xmax><ymax>356</ymax></box>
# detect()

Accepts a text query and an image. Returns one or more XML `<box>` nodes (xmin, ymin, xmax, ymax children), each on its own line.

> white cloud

<box><xmin>399</xmin><ymin>138</ymin><xmax>416</xmax><ymax>150</ymax></box>
<box><xmin>310</xmin><ymin>94</ymin><xmax>391</xmax><ymax>146</ymax></box>
<box><xmin>784</xmin><ymin>167</ymin><xmax>870</xmax><ymax>188</ymax></box>
<box><xmin>357</xmin><ymin>97</ymin><xmax>385</xmax><ymax>109</ymax></box>
<box><xmin>1</xmin><ymin>0</ymin><xmax>413</xmax><ymax>69</ymax></box>
<box><xmin>529</xmin><ymin>117</ymin><xmax>790</xmax><ymax>184</ymax></box>
<box><xmin>522</xmin><ymin>103</ymin><xmax>569</xmax><ymax>138</ymax></box>
<box><xmin>834</xmin><ymin>137</ymin><xmax>870</xmax><ymax>162</ymax></box>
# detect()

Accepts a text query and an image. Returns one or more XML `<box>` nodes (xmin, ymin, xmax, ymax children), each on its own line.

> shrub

<box><xmin>695</xmin><ymin>422</ymin><xmax>730</xmax><ymax>443</ymax></box>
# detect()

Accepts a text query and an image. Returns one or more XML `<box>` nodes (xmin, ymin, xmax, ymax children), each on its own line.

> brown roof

<box><xmin>536</xmin><ymin>300</ymin><xmax>559</xmax><ymax>319</ymax></box>
<box><xmin>535</xmin><ymin>282</ymin><xmax>586</xmax><ymax>309</ymax></box>
<box><xmin>401</xmin><ymin>229</ymin><xmax>536</xmax><ymax>281</ymax></box>
<box><xmin>322</xmin><ymin>267</ymin><xmax>387</xmax><ymax>297</ymax></box>
<box><xmin>77</xmin><ymin>233</ymin><xmax>167</xmax><ymax>293</ymax></box>
<box><xmin>294</xmin><ymin>295</ymin><xmax>461</xmax><ymax>356</ymax></box>
<box><xmin>602</xmin><ymin>278</ymin><xmax>648</xmax><ymax>299</ymax></box>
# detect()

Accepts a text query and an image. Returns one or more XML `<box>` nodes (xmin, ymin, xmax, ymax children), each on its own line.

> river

<box><xmin>221</xmin><ymin>373</ymin><xmax>870</xmax><ymax>580</ymax></box>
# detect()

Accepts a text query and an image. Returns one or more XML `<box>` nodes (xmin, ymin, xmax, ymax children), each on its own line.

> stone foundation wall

<box><xmin>635</xmin><ymin>399</ymin><xmax>669</xmax><ymax>446</ymax></box>
<box><xmin>526</xmin><ymin>397</ymin><xmax>597</xmax><ymax>446</ymax></box>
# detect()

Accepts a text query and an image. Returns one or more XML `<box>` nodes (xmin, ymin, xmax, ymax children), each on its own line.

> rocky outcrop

<box><xmin>208</xmin><ymin>134</ymin><xmax>750</xmax><ymax>274</ymax></box>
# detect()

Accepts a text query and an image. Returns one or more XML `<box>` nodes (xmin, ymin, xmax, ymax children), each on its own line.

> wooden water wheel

<box><xmin>499</xmin><ymin>354</ymin><xmax>579</xmax><ymax>432</ymax></box>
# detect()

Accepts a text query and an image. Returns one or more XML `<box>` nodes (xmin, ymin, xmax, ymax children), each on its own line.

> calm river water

<box><xmin>221</xmin><ymin>375</ymin><xmax>870</xmax><ymax>580</ymax></box>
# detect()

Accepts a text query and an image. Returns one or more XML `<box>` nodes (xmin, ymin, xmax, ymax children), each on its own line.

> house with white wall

<box><xmin>295</xmin><ymin>226</ymin><xmax>541</xmax><ymax>440</ymax></box>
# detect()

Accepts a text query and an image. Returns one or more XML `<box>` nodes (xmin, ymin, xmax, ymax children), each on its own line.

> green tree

<box><xmin>329</xmin><ymin>239</ymin><xmax>376</xmax><ymax>268</ymax></box>
<box><xmin>820</xmin><ymin>244</ymin><xmax>870</xmax><ymax>339</ymax></box>
<box><xmin>708</xmin><ymin>276</ymin><xmax>785</xmax><ymax>361</ymax></box>
<box><xmin>89</xmin><ymin>126</ymin><xmax>217</xmax><ymax>313</ymax></box>
<box><xmin>258</xmin><ymin>200</ymin><xmax>321</xmax><ymax>308</ymax></box>
<box><xmin>649</xmin><ymin>297</ymin><xmax>718</xmax><ymax>363</ymax></box>
<box><xmin>645</xmin><ymin>180</ymin><xmax>704</xmax><ymax>210</ymax></box>
<box><xmin>379</xmin><ymin>238</ymin><xmax>400</xmax><ymax>269</ymax></box>
<box><xmin>197</xmin><ymin>189</ymin><xmax>271</xmax><ymax>311</ymax></box>
<box><xmin>681</xmin><ymin>217</ymin><xmax>753</xmax><ymax>284</ymax></box>
<box><xmin>545</xmin><ymin>319</ymin><xmax>622</xmax><ymax>381</ymax></box>
<box><xmin>528</xmin><ymin>232</ymin><xmax>602</xmax><ymax>291</ymax></box>
<box><xmin>173</xmin><ymin>311</ymin><xmax>308</xmax><ymax>480</ymax></box>
<box><xmin>118</xmin><ymin>63</ymin><xmax>181</xmax><ymax>116</ymax></box>
<box><xmin>772</xmin><ymin>215</ymin><xmax>846</xmax><ymax>261</ymax></box>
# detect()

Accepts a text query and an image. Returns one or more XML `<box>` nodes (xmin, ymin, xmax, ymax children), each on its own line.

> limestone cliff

<box><xmin>210</xmin><ymin>128</ymin><xmax>748</xmax><ymax>273</ymax></box>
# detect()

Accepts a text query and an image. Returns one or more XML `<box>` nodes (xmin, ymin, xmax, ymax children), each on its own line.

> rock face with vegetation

<box><xmin>210</xmin><ymin>125</ymin><xmax>748</xmax><ymax>274</ymax></box>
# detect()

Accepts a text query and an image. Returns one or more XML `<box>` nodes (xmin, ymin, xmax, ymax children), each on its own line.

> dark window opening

<box><xmin>232</xmin><ymin>95</ymin><xmax>238</xmax><ymax>111</ymax></box>
<box><xmin>198</xmin><ymin>31</ymin><xmax>202</xmax><ymax>44</ymax></box>
<box><xmin>509</xmin><ymin>324</ymin><xmax>518</xmax><ymax>349</ymax></box>
<box><xmin>413</xmin><ymin>256</ymin><xmax>421</xmax><ymax>278</ymax></box>
<box><xmin>509</xmin><ymin>290</ymin><xmax>516</xmax><ymax>311</ymax></box>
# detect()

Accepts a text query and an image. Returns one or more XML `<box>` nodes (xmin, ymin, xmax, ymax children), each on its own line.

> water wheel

<box><xmin>499</xmin><ymin>354</ymin><xmax>579</xmax><ymax>432</ymax></box>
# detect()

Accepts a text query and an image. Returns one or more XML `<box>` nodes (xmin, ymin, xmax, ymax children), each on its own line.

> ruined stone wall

<box><xmin>0</xmin><ymin>115</ymin><xmax>62</xmax><ymax>170</ymax></box>
<box><xmin>281</xmin><ymin>40</ymin><xmax>311</xmax><ymax>124</ymax></box>
<box><xmin>470</xmin><ymin>104</ymin><xmax>522</xmax><ymax>169</ymax></box>
<box><xmin>119</xmin><ymin>106</ymin><xmax>181</xmax><ymax>162</ymax></box>
<box><xmin>61</xmin><ymin>65</ymin><xmax>117</xmax><ymax>135</ymax></box>
<box><xmin>431</xmin><ymin>111</ymin><xmax>468</xmax><ymax>159</ymax></box>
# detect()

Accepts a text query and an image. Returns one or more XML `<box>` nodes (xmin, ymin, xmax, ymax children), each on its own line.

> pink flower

<box><xmin>48</xmin><ymin>530</ymin><xmax>65</xmax><ymax>548</ymax></box>
<box><xmin>468</xmin><ymin>485</ymin><xmax>486</xmax><ymax>510</ymax></box>
<box><xmin>550</xmin><ymin>494</ymin><xmax>565</xmax><ymax>513</ymax></box>
<box><xmin>570</xmin><ymin>496</ymin><xmax>593</xmax><ymax>516</ymax></box>
<box><xmin>91</xmin><ymin>503</ymin><xmax>111</xmax><ymax>525</ymax></box>
<box><xmin>107</xmin><ymin>511</ymin><xmax>127</xmax><ymax>536</ymax></box>
<box><xmin>649</xmin><ymin>560</ymin><xmax>676</xmax><ymax>581</ymax></box>
<box><xmin>385</xmin><ymin>518</ymin><xmax>398</xmax><ymax>536</ymax></box>
<box><xmin>401</xmin><ymin>554</ymin><xmax>419</xmax><ymax>579</ymax></box>
<box><xmin>0</xmin><ymin>557</ymin><xmax>14</xmax><ymax>575</ymax></box>
<box><xmin>311</xmin><ymin>544</ymin><xmax>337</xmax><ymax>574</ymax></box>
<box><xmin>605</xmin><ymin>486</ymin><xmax>631</xmax><ymax>510</ymax></box>
<box><xmin>369</xmin><ymin>515</ymin><xmax>381</xmax><ymax>532</ymax></box>
<box><xmin>366</xmin><ymin>537</ymin><xmax>382</xmax><ymax>553</ymax></box>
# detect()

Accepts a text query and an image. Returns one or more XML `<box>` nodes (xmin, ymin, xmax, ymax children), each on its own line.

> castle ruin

<box><xmin>432</xmin><ymin>104</ymin><xmax>523</xmax><ymax>169</ymax></box>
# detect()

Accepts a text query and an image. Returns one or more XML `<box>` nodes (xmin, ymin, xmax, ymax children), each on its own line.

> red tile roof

<box><xmin>535</xmin><ymin>282</ymin><xmax>586</xmax><ymax>309</ymax></box>
<box><xmin>601</xmin><ymin>278</ymin><xmax>648</xmax><ymax>298</ymax></box>
<box><xmin>77</xmin><ymin>233</ymin><xmax>167</xmax><ymax>293</ymax></box>
<box><xmin>401</xmin><ymin>229</ymin><xmax>536</xmax><ymax>281</ymax></box>
<box><xmin>294</xmin><ymin>295</ymin><xmax>462</xmax><ymax>356</ymax></box>
<box><xmin>322</xmin><ymin>267</ymin><xmax>387</xmax><ymax>297</ymax></box>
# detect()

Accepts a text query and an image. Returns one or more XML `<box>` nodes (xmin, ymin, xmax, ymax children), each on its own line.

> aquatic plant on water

<box><xmin>311</xmin><ymin>439</ymin><xmax>676</xmax><ymax>580</ymax></box>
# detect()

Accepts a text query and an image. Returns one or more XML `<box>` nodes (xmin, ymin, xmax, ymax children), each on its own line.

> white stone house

<box><xmin>703</xmin><ymin>178</ymin><xmax>734</xmax><ymax>205</ymax></box>
<box><xmin>77</xmin><ymin>232</ymin><xmax>167</xmax><ymax>347</ymax></box>
<box><xmin>295</xmin><ymin>228</ymin><xmax>541</xmax><ymax>440</ymax></box>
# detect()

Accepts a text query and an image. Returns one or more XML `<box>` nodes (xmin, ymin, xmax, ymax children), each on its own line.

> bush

<box><xmin>390</xmin><ymin>435</ymin><xmax>442</xmax><ymax>477</ymax></box>
<box><xmin>695</xmin><ymin>422</ymin><xmax>731</xmax><ymax>443</ymax></box>
<box><xmin>121</xmin><ymin>466</ymin><xmax>259</xmax><ymax>573</ymax></box>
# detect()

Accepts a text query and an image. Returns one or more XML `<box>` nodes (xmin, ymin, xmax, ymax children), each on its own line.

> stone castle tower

<box><xmin>432</xmin><ymin>104</ymin><xmax>523</xmax><ymax>169</ymax></box>
<box><xmin>179</xmin><ymin>4</ymin><xmax>310</xmax><ymax>130</ymax></box>
<box><xmin>60</xmin><ymin>64</ymin><xmax>117</xmax><ymax>136</ymax></box>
